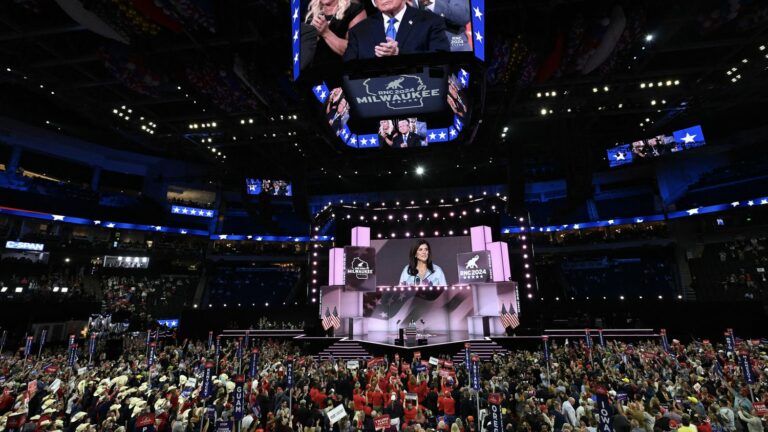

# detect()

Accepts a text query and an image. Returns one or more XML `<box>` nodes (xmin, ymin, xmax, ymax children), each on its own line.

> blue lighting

<box><xmin>171</xmin><ymin>206</ymin><xmax>215</xmax><ymax>218</ymax></box>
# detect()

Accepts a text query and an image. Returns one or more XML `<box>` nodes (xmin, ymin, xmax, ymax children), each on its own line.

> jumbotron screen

<box><xmin>606</xmin><ymin>125</ymin><xmax>706</xmax><ymax>168</ymax></box>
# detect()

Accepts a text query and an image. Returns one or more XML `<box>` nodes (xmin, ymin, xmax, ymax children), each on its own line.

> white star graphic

<box><xmin>475</xmin><ymin>31</ymin><xmax>483</xmax><ymax>43</ymax></box>
<box><xmin>106</xmin><ymin>223</ymin><xmax>115</xmax><ymax>228</ymax></box>
<box><xmin>292</xmin><ymin>7</ymin><xmax>299</xmax><ymax>22</ymax></box>
<box><xmin>248</xmin><ymin>185</ymin><xmax>256</xmax><ymax>191</ymax></box>
<box><xmin>256</xmin><ymin>237</ymin><xmax>263</xmax><ymax>241</ymax></box>
<box><xmin>614</xmin><ymin>152</ymin><xmax>625</xmax><ymax>161</ymax></box>
<box><xmin>473</xmin><ymin>6</ymin><xmax>483</xmax><ymax>19</ymax></box>
<box><xmin>319</xmin><ymin>91</ymin><xmax>326</xmax><ymax>99</ymax></box>
<box><xmin>449</xmin><ymin>128</ymin><xmax>457</xmax><ymax>137</ymax></box>
<box><xmin>681</xmin><ymin>132</ymin><xmax>696</xmax><ymax>144</ymax></box>
<box><xmin>182</xmin><ymin>207</ymin><xmax>189</xmax><ymax>214</ymax></box>
<box><xmin>172</xmin><ymin>207</ymin><xmax>180</xmax><ymax>213</ymax></box>
<box><xmin>429</xmin><ymin>132</ymin><xmax>437</xmax><ymax>140</ymax></box>
<box><xmin>93</xmin><ymin>220</ymin><xmax>101</xmax><ymax>225</ymax></box>
<box><xmin>206</xmin><ymin>211</ymin><xmax>213</xmax><ymax>217</ymax></box>
<box><xmin>438</xmin><ymin>131</ymin><xmax>447</xmax><ymax>139</ymax></box>
<box><xmin>636</xmin><ymin>218</ymin><xmax>644</xmax><ymax>223</ymax></box>
<box><xmin>219</xmin><ymin>235</ymin><xmax>228</xmax><ymax>240</ymax></box>
<box><xmin>314</xmin><ymin>85</ymin><xmax>322</xmax><ymax>93</ymax></box>
<box><xmin>192</xmin><ymin>209</ymin><xmax>199</xmax><ymax>215</ymax></box>
<box><xmin>293</xmin><ymin>53</ymin><xmax>299</xmax><ymax>64</ymax></box>
<box><xmin>748</xmin><ymin>200</ymin><xmax>755</xmax><ymax>206</ymax></box>
<box><xmin>731</xmin><ymin>201</ymin><xmax>740</xmax><ymax>207</ymax></box>
<box><xmin>379</xmin><ymin>312</ymin><xmax>388</xmax><ymax>318</ymax></box>
<box><xmin>247</xmin><ymin>235</ymin><xmax>253</xmax><ymax>240</ymax></box>
<box><xmin>608</xmin><ymin>220</ymin><xmax>615</xmax><ymax>225</ymax></box>
<box><xmin>460</xmin><ymin>77</ymin><xmax>467</xmax><ymax>86</ymax></box>
<box><xmin>761</xmin><ymin>199</ymin><xmax>768</xmax><ymax>205</ymax></box>
<box><xmin>361</xmin><ymin>137</ymin><xmax>368</xmax><ymax>145</ymax></box>
<box><xmin>573</xmin><ymin>224</ymin><xmax>580</xmax><ymax>229</ymax></box>
<box><xmin>293</xmin><ymin>31</ymin><xmax>298</xmax><ymax>42</ymax></box>
<box><xmin>181</xmin><ymin>230</ymin><xmax>187</xmax><ymax>234</ymax></box>
<box><xmin>350</xmin><ymin>137</ymin><xmax>357</xmax><ymax>144</ymax></box>
<box><xmin>52</xmin><ymin>215</ymin><xmax>65</xmax><ymax>221</ymax></box>
<box><xmin>686</xmin><ymin>208</ymin><xmax>699</xmax><ymax>215</ymax></box>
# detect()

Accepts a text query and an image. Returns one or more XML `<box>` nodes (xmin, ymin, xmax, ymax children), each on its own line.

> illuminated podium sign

<box><xmin>344</xmin><ymin>246</ymin><xmax>377</xmax><ymax>291</ymax></box>
<box><xmin>344</xmin><ymin>69</ymin><xmax>447</xmax><ymax>118</ymax></box>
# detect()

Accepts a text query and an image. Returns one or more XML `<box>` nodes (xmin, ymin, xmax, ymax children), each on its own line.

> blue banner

<box><xmin>244</xmin><ymin>332</ymin><xmax>250</xmax><ymax>350</ymax></box>
<box><xmin>39</xmin><ymin>330</ymin><xmax>47</xmax><ymax>350</ymax></box>
<box><xmin>237</xmin><ymin>340</ymin><xmax>243</xmax><ymax>366</ymax></box>
<box><xmin>738</xmin><ymin>350</ymin><xmax>755</xmax><ymax>384</ymax></box>
<box><xmin>470</xmin><ymin>0</ymin><xmax>485</xmax><ymax>61</ymax></box>
<box><xmin>725</xmin><ymin>329</ymin><xmax>736</xmax><ymax>353</ymax></box>
<box><xmin>68</xmin><ymin>344</ymin><xmax>77</xmax><ymax>367</ymax></box>
<box><xmin>542</xmin><ymin>336</ymin><xmax>550</xmax><ymax>362</ymax></box>
<box><xmin>585</xmin><ymin>329</ymin><xmax>593</xmax><ymax>350</ymax></box>
<box><xmin>202</xmin><ymin>362</ymin><xmax>214</xmax><ymax>398</ymax></box>
<box><xmin>464</xmin><ymin>342</ymin><xmax>471</xmax><ymax>371</ymax></box>
<box><xmin>233</xmin><ymin>376</ymin><xmax>245</xmax><ymax>420</ymax></box>
<box><xmin>291</xmin><ymin>0</ymin><xmax>300</xmax><ymax>79</ymax></box>
<box><xmin>661</xmin><ymin>329</ymin><xmax>670</xmax><ymax>353</ymax></box>
<box><xmin>0</xmin><ymin>330</ymin><xmax>6</xmax><ymax>351</ymax></box>
<box><xmin>24</xmin><ymin>336</ymin><xmax>33</xmax><ymax>357</ymax></box>
<box><xmin>250</xmin><ymin>348</ymin><xmax>260</xmax><ymax>378</ymax></box>
<box><xmin>89</xmin><ymin>334</ymin><xmax>97</xmax><ymax>355</ymax></box>
<box><xmin>171</xmin><ymin>206</ymin><xmax>214</xmax><ymax>218</ymax></box>
<box><xmin>595</xmin><ymin>386</ymin><xmax>613</xmax><ymax>432</ymax></box>
<box><xmin>215</xmin><ymin>336</ymin><xmax>221</xmax><ymax>363</ymax></box>
<box><xmin>470</xmin><ymin>355</ymin><xmax>480</xmax><ymax>391</ymax></box>
<box><xmin>208</xmin><ymin>331</ymin><xmax>213</xmax><ymax>349</ymax></box>
<box><xmin>286</xmin><ymin>355</ymin><xmax>294</xmax><ymax>388</ymax></box>
<box><xmin>148</xmin><ymin>342</ymin><xmax>156</xmax><ymax>367</ymax></box>
<box><xmin>488</xmin><ymin>393</ymin><xmax>502</xmax><ymax>432</ymax></box>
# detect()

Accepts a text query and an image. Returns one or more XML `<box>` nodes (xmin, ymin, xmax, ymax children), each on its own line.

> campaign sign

<box><xmin>738</xmin><ymin>350</ymin><xmax>755</xmax><ymax>384</ymax></box>
<box><xmin>148</xmin><ymin>342</ymin><xmax>156</xmax><ymax>367</ymax></box>
<box><xmin>754</xmin><ymin>402</ymin><xmax>767</xmax><ymax>417</ymax></box>
<box><xmin>327</xmin><ymin>403</ymin><xmax>347</xmax><ymax>425</ymax></box>
<box><xmin>67</xmin><ymin>344</ymin><xmax>77</xmax><ymax>367</ymax></box>
<box><xmin>6</xmin><ymin>413</ymin><xmax>27</xmax><ymax>431</ymax></box>
<box><xmin>208</xmin><ymin>331</ymin><xmax>213</xmax><ymax>349</ymax></box>
<box><xmin>488</xmin><ymin>393</ymin><xmax>503</xmax><ymax>432</ymax></box>
<box><xmin>202</xmin><ymin>361</ymin><xmax>214</xmax><ymax>398</ymax></box>
<box><xmin>374</xmin><ymin>415</ymin><xmax>391</xmax><ymax>430</ymax></box>
<box><xmin>250</xmin><ymin>348</ymin><xmax>259</xmax><ymax>378</ymax></box>
<box><xmin>136</xmin><ymin>413</ymin><xmax>157</xmax><ymax>432</ymax></box>
<box><xmin>215</xmin><ymin>420</ymin><xmax>233</xmax><ymax>432</ymax></box>
<box><xmin>233</xmin><ymin>375</ymin><xmax>245</xmax><ymax>420</ymax></box>
<box><xmin>470</xmin><ymin>355</ymin><xmax>480</xmax><ymax>391</ymax></box>
<box><xmin>415</xmin><ymin>364</ymin><xmax>427</xmax><ymax>373</ymax></box>
<box><xmin>344</xmin><ymin>246</ymin><xmax>376</xmax><ymax>291</ymax></box>
<box><xmin>286</xmin><ymin>355</ymin><xmax>294</xmax><ymax>388</ymax></box>
<box><xmin>464</xmin><ymin>342</ymin><xmax>471</xmax><ymax>371</ymax></box>
<box><xmin>725</xmin><ymin>330</ymin><xmax>735</xmax><ymax>353</ymax></box>
<box><xmin>24</xmin><ymin>336</ymin><xmax>32</xmax><ymax>357</ymax></box>
<box><xmin>542</xmin><ymin>336</ymin><xmax>550</xmax><ymax>362</ymax></box>
<box><xmin>344</xmin><ymin>70</ymin><xmax>447</xmax><ymax>118</ymax></box>
<box><xmin>594</xmin><ymin>385</ymin><xmax>613</xmax><ymax>432</ymax></box>
<box><xmin>457</xmin><ymin>251</ymin><xmax>492</xmax><ymax>284</ymax></box>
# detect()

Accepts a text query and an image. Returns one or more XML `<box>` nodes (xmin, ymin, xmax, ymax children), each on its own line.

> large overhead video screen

<box><xmin>245</xmin><ymin>178</ymin><xmax>293</xmax><ymax>196</ymax></box>
<box><xmin>607</xmin><ymin>125</ymin><xmax>707</xmax><ymax>168</ymax></box>
<box><xmin>292</xmin><ymin>0</ymin><xmax>485</xmax><ymax>79</ymax></box>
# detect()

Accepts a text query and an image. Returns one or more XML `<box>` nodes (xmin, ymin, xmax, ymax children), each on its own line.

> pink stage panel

<box><xmin>351</xmin><ymin>226</ymin><xmax>371</xmax><ymax>247</ymax></box>
<box><xmin>328</xmin><ymin>248</ymin><xmax>344</xmax><ymax>286</ymax></box>
<box><xmin>470</xmin><ymin>226</ymin><xmax>492</xmax><ymax>252</ymax></box>
<box><xmin>486</xmin><ymin>241</ymin><xmax>511</xmax><ymax>282</ymax></box>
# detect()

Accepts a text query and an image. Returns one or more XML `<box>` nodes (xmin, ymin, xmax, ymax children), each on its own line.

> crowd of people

<box><xmin>688</xmin><ymin>237</ymin><xmax>768</xmax><ymax>301</ymax></box>
<box><xmin>0</xmin><ymin>333</ymin><xmax>765</xmax><ymax>432</ymax></box>
<box><xmin>101</xmin><ymin>275</ymin><xmax>197</xmax><ymax>317</ymax></box>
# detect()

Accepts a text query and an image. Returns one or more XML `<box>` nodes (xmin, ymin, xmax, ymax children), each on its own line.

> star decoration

<box><xmin>748</xmin><ymin>200</ymin><xmax>755</xmax><ymax>206</ymax></box>
<box><xmin>681</xmin><ymin>132</ymin><xmax>696</xmax><ymax>144</ymax></box>
<box><xmin>106</xmin><ymin>223</ymin><xmax>115</xmax><ymax>228</ymax></box>
<box><xmin>172</xmin><ymin>207</ymin><xmax>180</xmax><ymax>213</ymax></box>
<box><xmin>761</xmin><ymin>199</ymin><xmax>768</xmax><ymax>205</ymax></box>
<box><xmin>636</xmin><ymin>218</ymin><xmax>644</xmax><ymax>223</ymax></box>
<box><xmin>438</xmin><ymin>131</ymin><xmax>447</xmax><ymax>139</ymax></box>
<box><xmin>361</xmin><ymin>137</ymin><xmax>368</xmax><ymax>145</ymax></box>
<box><xmin>614</xmin><ymin>152</ymin><xmax>625</xmax><ymax>161</ymax></box>
<box><xmin>429</xmin><ymin>132</ymin><xmax>437</xmax><ymax>140</ymax></box>
<box><xmin>731</xmin><ymin>201</ymin><xmax>740</xmax><ymax>207</ymax></box>
<box><xmin>293</xmin><ymin>31</ymin><xmax>299</xmax><ymax>42</ymax></box>
<box><xmin>686</xmin><ymin>208</ymin><xmax>699</xmax><ymax>215</ymax></box>
<box><xmin>314</xmin><ymin>85</ymin><xmax>322</xmax><ymax>93</ymax></box>
<box><xmin>94</xmin><ymin>220</ymin><xmax>101</xmax><ymax>225</ymax></box>
<box><xmin>319</xmin><ymin>91</ymin><xmax>326</xmax><ymax>100</ymax></box>
<box><xmin>473</xmin><ymin>6</ymin><xmax>483</xmax><ymax>19</ymax></box>
<box><xmin>475</xmin><ymin>31</ymin><xmax>483</xmax><ymax>43</ymax></box>
<box><xmin>181</xmin><ymin>230</ymin><xmax>187</xmax><ymax>235</ymax></box>
<box><xmin>608</xmin><ymin>220</ymin><xmax>615</xmax><ymax>225</ymax></box>
<box><xmin>52</xmin><ymin>215</ymin><xmax>65</xmax><ymax>221</ymax></box>
<box><xmin>449</xmin><ymin>128</ymin><xmax>457</xmax><ymax>137</ymax></box>
<box><xmin>219</xmin><ymin>235</ymin><xmax>228</xmax><ymax>240</ymax></box>
<box><xmin>155</xmin><ymin>226</ymin><xmax>162</xmax><ymax>231</ymax></box>
<box><xmin>293</xmin><ymin>53</ymin><xmax>299</xmax><ymax>64</ymax></box>
<box><xmin>292</xmin><ymin>7</ymin><xmax>299</xmax><ymax>22</ymax></box>
<box><xmin>380</xmin><ymin>312</ymin><xmax>388</xmax><ymax>318</ymax></box>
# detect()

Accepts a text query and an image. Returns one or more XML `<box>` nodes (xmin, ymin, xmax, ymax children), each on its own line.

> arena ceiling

<box><xmin>0</xmin><ymin>0</ymin><xmax>766</xmax><ymax>194</ymax></box>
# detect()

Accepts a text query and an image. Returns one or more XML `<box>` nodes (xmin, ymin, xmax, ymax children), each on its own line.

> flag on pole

<box><xmin>331</xmin><ymin>306</ymin><xmax>341</xmax><ymax>329</ymax></box>
<box><xmin>322</xmin><ymin>308</ymin><xmax>333</xmax><ymax>330</ymax></box>
<box><xmin>501</xmin><ymin>303</ymin><xmax>520</xmax><ymax>329</ymax></box>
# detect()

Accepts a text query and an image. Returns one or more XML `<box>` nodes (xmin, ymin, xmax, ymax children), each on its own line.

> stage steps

<box><xmin>315</xmin><ymin>339</ymin><xmax>372</xmax><ymax>361</ymax></box>
<box><xmin>451</xmin><ymin>339</ymin><xmax>506</xmax><ymax>362</ymax></box>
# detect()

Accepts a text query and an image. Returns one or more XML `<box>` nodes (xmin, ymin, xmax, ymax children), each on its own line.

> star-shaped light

<box><xmin>608</xmin><ymin>220</ymin><xmax>615</xmax><ymax>225</ymax></box>
<box><xmin>314</xmin><ymin>85</ymin><xmax>322</xmax><ymax>93</ymax></box>
<box><xmin>438</xmin><ymin>131</ymin><xmax>447</xmax><ymax>139</ymax></box>
<box><xmin>292</xmin><ymin>7</ymin><xmax>299</xmax><ymax>22</ymax></box>
<box><xmin>731</xmin><ymin>201</ymin><xmax>740</xmax><ymax>207</ymax></box>
<box><xmin>361</xmin><ymin>137</ymin><xmax>368</xmax><ymax>145</ymax></box>
<box><xmin>614</xmin><ymin>152</ymin><xmax>625</xmax><ymax>161</ymax></box>
<box><xmin>52</xmin><ymin>215</ymin><xmax>65</xmax><ymax>221</ymax></box>
<box><xmin>449</xmin><ymin>128</ymin><xmax>457</xmax><ymax>137</ymax></box>
<box><xmin>686</xmin><ymin>208</ymin><xmax>699</xmax><ymax>215</ymax></box>
<box><xmin>748</xmin><ymin>200</ymin><xmax>755</xmax><ymax>206</ymax></box>
<box><xmin>106</xmin><ymin>223</ymin><xmax>115</xmax><ymax>228</ymax></box>
<box><xmin>573</xmin><ymin>224</ymin><xmax>580</xmax><ymax>229</ymax></box>
<box><xmin>293</xmin><ymin>53</ymin><xmax>299</xmax><ymax>64</ymax></box>
<box><xmin>181</xmin><ymin>230</ymin><xmax>187</xmax><ymax>235</ymax></box>
<box><xmin>172</xmin><ymin>207</ymin><xmax>180</xmax><ymax>213</ymax></box>
<box><xmin>247</xmin><ymin>235</ymin><xmax>253</xmax><ymax>240</ymax></box>
<box><xmin>636</xmin><ymin>218</ymin><xmax>644</xmax><ymax>223</ymax></box>
<box><xmin>429</xmin><ymin>132</ymin><xmax>437</xmax><ymax>140</ymax></box>
<box><xmin>681</xmin><ymin>132</ymin><xmax>696</xmax><ymax>144</ymax></box>
<box><xmin>473</xmin><ymin>6</ymin><xmax>483</xmax><ymax>19</ymax></box>
<box><xmin>206</xmin><ymin>211</ymin><xmax>213</xmax><ymax>217</ymax></box>
<box><xmin>475</xmin><ymin>31</ymin><xmax>483</xmax><ymax>43</ymax></box>
<box><xmin>94</xmin><ymin>220</ymin><xmax>101</xmax><ymax>225</ymax></box>
<box><xmin>181</xmin><ymin>207</ymin><xmax>189</xmax><ymax>214</ymax></box>
<box><xmin>293</xmin><ymin>31</ymin><xmax>299</xmax><ymax>42</ymax></box>
<box><xmin>761</xmin><ymin>199</ymin><xmax>768</xmax><ymax>205</ymax></box>
<box><xmin>350</xmin><ymin>137</ymin><xmax>357</xmax><ymax>144</ymax></box>
<box><xmin>319</xmin><ymin>91</ymin><xmax>326</xmax><ymax>100</ymax></box>
<box><xmin>155</xmin><ymin>226</ymin><xmax>162</xmax><ymax>231</ymax></box>
<box><xmin>219</xmin><ymin>235</ymin><xmax>228</xmax><ymax>240</ymax></box>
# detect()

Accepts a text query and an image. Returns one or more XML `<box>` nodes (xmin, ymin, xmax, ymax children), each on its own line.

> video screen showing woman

<box><xmin>399</xmin><ymin>240</ymin><xmax>447</xmax><ymax>286</ymax></box>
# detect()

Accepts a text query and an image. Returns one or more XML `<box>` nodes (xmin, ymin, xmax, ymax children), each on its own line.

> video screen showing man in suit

<box><xmin>382</xmin><ymin>118</ymin><xmax>427</xmax><ymax>147</ymax></box>
<box><xmin>343</xmin><ymin>0</ymin><xmax>471</xmax><ymax>61</ymax></box>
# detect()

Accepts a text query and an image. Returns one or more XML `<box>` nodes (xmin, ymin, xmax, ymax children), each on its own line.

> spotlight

<box><xmin>415</xmin><ymin>166</ymin><xmax>425</xmax><ymax>175</ymax></box>
<box><xmin>645</xmin><ymin>34</ymin><xmax>654</xmax><ymax>42</ymax></box>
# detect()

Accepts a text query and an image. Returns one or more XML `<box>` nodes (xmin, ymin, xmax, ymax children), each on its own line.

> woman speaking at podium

<box><xmin>399</xmin><ymin>240</ymin><xmax>447</xmax><ymax>286</ymax></box>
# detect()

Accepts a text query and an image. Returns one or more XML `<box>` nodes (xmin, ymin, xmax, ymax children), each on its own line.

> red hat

<box><xmin>670</xmin><ymin>420</ymin><xmax>678</xmax><ymax>429</ymax></box>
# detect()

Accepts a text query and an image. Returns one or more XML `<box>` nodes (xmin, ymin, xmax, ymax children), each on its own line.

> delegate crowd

<box><xmin>0</xmin><ymin>334</ymin><xmax>766</xmax><ymax>432</ymax></box>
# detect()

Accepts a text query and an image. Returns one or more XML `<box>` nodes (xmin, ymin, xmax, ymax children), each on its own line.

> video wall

<box><xmin>607</xmin><ymin>125</ymin><xmax>706</xmax><ymax>168</ymax></box>
<box><xmin>245</xmin><ymin>178</ymin><xmax>293</xmax><ymax>196</ymax></box>
<box><xmin>292</xmin><ymin>0</ymin><xmax>485</xmax><ymax>79</ymax></box>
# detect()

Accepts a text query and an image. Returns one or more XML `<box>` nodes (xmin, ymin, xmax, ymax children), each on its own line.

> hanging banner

<box><xmin>470</xmin><ymin>354</ymin><xmax>480</xmax><ymax>391</ymax></box>
<box><xmin>595</xmin><ymin>385</ymin><xmax>613</xmax><ymax>432</ymax></box>
<box><xmin>201</xmin><ymin>361</ymin><xmax>214</xmax><ymax>398</ymax></box>
<box><xmin>89</xmin><ymin>333</ymin><xmax>97</xmax><ymax>355</ymax></box>
<box><xmin>488</xmin><ymin>393</ymin><xmax>503</xmax><ymax>432</ymax></box>
<box><xmin>233</xmin><ymin>375</ymin><xmax>245</xmax><ymax>420</ymax></box>
<box><xmin>286</xmin><ymin>355</ymin><xmax>294</xmax><ymax>388</ymax></box>
<box><xmin>542</xmin><ymin>336</ymin><xmax>550</xmax><ymax>362</ymax></box>
<box><xmin>250</xmin><ymin>348</ymin><xmax>260</xmax><ymax>378</ymax></box>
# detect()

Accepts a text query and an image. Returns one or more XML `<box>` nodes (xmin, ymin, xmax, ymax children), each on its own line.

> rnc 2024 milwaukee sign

<box><xmin>344</xmin><ymin>246</ymin><xmax>377</xmax><ymax>291</ymax></box>
<box><xmin>343</xmin><ymin>71</ymin><xmax>447</xmax><ymax>118</ymax></box>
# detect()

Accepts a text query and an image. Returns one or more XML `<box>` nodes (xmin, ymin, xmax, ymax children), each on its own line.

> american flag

<box><xmin>322</xmin><ymin>308</ymin><xmax>333</xmax><ymax>331</ymax></box>
<box><xmin>331</xmin><ymin>307</ymin><xmax>341</xmax><ymax>329</ymax></box>
<box><xmin>500</xmin><ymin>303</ymin><xmax>520</xmax><ymax>329</ymax></box>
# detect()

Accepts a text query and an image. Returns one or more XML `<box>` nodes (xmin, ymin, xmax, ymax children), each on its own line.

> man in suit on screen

<box><xmin>392</xmin><ymin>119</ymin><xmax>424</xmax><ymax>147</ymax></box>
<box><xmin>343</xmin><ymin>0</ymin><xmax>450</xmax><ymax>61</ymax></box>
